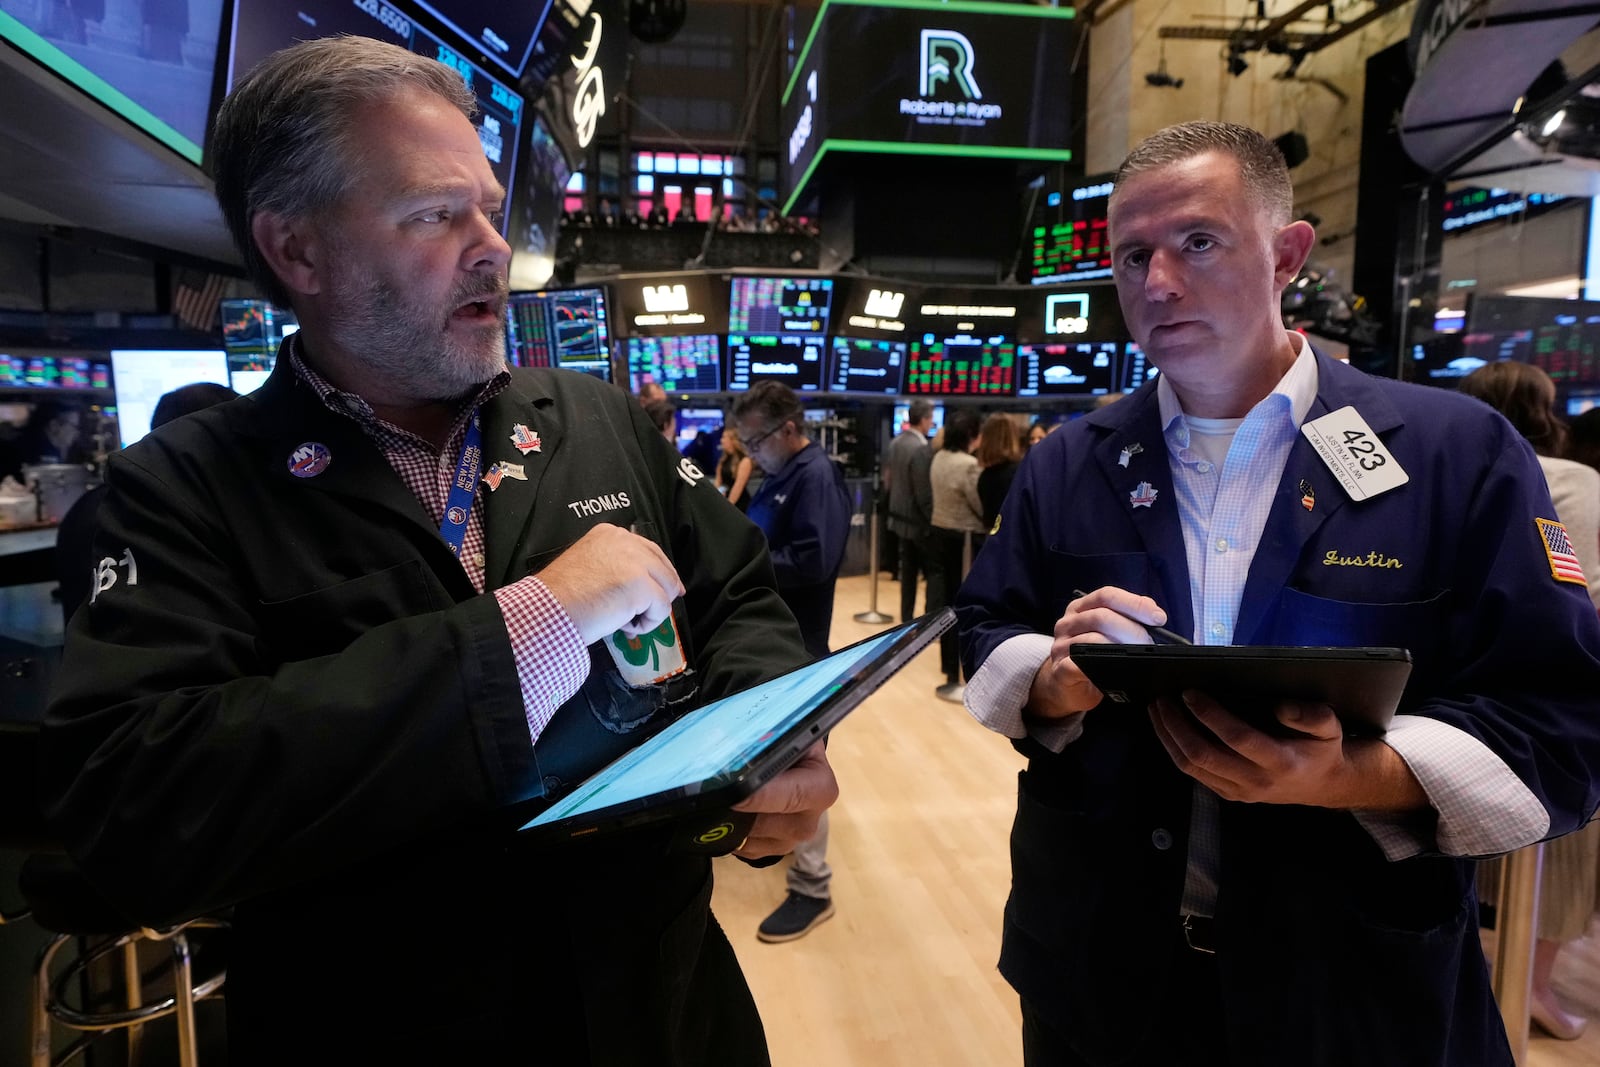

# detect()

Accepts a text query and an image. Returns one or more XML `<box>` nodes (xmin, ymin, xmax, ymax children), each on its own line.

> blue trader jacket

<box><xmin>746</xmin><ymin>440</ymin><xmax>852</xmax><ymax>659</ymax></box>
<box><xmin>957</xmin><ymin>351</ymin><xmax>1600</xmax><ymax>1067</ymax></box>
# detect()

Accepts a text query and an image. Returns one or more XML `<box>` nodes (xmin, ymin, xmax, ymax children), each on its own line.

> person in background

<box><xmin>885</xmin><ymin>399</ymin><xmax>937</xmax><ymax>624</ymax></box>
<box><xmin>958</xmin><ymin>120</ymin><xmax>1600</xmax><ymax>1066</ymax></box>
<box><xmin>929</xmin><ymin>408</ymin><xmax>984</xmax><ymax>701</ymax></box>
<box><xmin>636</xmin><ymin>380</ymin><xmax>667</xmax><ymax>406</ymax></box>
<box><xmin>38</xmin><ymin>36</ymin><xmax>836</xmax><ymax>1065</ymax></box>
<box><xmin>1568</xmin><ymin>407</ymin><xmax>1600</xmax><ymax>473</ymax></box>
<box><xmin>976</xmin><ymin>413</ymin><xmax>1023</xmax><ymax>534</ymax></box>
<box><xmin>1459</xmin><ymin>360</ymin><xmax>1600</xmax><ymax>1041</ymax></box>
<box><xmin>733</xmin><ymin>380</ymin><xmax>852</xmax><ymax>944</ymax></box>
<box><xmin>19</xmin><ymin>401</ymin><xmax>88</xmax><ymax>469</ymax></box>
<box><xmin>716</xmin><ymin>424</ymin><xmax>755</xmax><ymax>512</ymax></box>
<box><xmin>1025</xmin><ymin>419</ymin><xmax>1051</xmax><ymax>450</ymax></box>
<box><xmin>644</xmin><ymin>397</ymin><xmax>676</xmax><ymax>445</ymax></box>
<box><xmin>56</xmin><ymin>382</ymin><xmax>239</xmax><ymax>625</ymax></box>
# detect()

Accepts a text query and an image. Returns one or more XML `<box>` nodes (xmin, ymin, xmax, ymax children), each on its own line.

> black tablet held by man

<box><xmin>521</xmin><ymin>609</ymin><xmax>955</xmax><ymax>851</ymax></box>
<box><xmin>1070</xmin><ymin>643</ymin><xmax>1412</xmax><ymax>737</ymax></box>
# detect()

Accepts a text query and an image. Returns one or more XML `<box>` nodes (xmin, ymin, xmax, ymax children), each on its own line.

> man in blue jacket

<box><xmin>957</xmin><ymin>120</ymin><xmax>1600</xmax><ymax>1065</ymax></box>
<box><xmin>734</xmin><ymin>380</ymin><xmax>853</xmax><ymax>943</ymax></box>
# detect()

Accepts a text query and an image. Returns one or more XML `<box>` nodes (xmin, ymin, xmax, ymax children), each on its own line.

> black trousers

<box><xmin>929</xmin><ymin>526</ymin><xmax>982</xmax><ymax>683</ymax></box>
<box><xmin>1020</xmin><ymin>943</ymin><xmax>1226</xmax><ymax>1066</ymax></box>
<box><xmin>895</xmin><ymin>528</ymin><xmax>937</xmax><ymax>624</ymax></box>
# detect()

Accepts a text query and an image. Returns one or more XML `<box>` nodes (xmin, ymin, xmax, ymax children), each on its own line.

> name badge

<box><xmin>1300</xmin><ymin>406</ymin><xmax>1408</xmax><ymax>502</ymax></box>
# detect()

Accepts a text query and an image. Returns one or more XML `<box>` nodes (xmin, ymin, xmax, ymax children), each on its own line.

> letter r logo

<box><xmin>920</xmin><ymin>29</ymin><xmax>981</xmax><ymax>100</ymax></box>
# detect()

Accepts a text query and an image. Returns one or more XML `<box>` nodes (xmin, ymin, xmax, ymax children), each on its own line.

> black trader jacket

<box><xmin>39</xmin><ymin>360</ymin><xmax>810</xmax><ymax>1065</ymax></box>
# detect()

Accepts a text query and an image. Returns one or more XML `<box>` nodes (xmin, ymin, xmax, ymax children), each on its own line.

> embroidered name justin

<box><xmin>1323</xmin><ymin>550</ymin><xmax>1402</xmax><ymax>569</ymax></box>
<box><xmin>568</xmin><ymin>492</ymin><xmax>632</xmax><ymax>517</ymax></box>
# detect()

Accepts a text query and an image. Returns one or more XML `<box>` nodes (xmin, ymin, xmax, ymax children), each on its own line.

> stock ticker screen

<box><xmin>1462</xmin><ymin>295</ymin><xmax>1600</xmax><ymax>384</ymax></box>
<box><xmin>725</xmin><ymin>334</ymin><xmax>827</xmax><ymax>393</ymax></box>
<box><xmin>1030</xmin><ymin>176</ymin><xmax>1114</xmax><ymax>286</ymax></box>
<box><xmin>728</xmin><ymin>277</ymin><xmax>834</xmax><ymax>336</ymax></box>
<box><xmin>505</xmin><ymin>288</ymin><xmax>612</xmax><ymax>380</ymax></box>
<box><xmin>627</xmin><ymin>335</ymin><xmax>723</xmax><ymax>394</ymax></box>
<box><xmin>905</xmin><ymin>334</ymin><xmax>1017</xmax><ymax>396</ymax></box>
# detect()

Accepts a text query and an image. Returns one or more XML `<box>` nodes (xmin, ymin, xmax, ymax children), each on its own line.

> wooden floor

<box><xmin>711</xmin><ymin>573</ymin><xmax>1600</xmax><ymax>1066</ymax></box>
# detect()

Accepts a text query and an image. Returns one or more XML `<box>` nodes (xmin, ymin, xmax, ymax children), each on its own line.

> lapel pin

<box><xmin>1118</xmin><ymin>442</ymin><xmax>1144</xmax><ymax>468</ymax></box>
<box><xmin>1298</xmin><ymin>478</ymin><xmax>1315</xmax><ymax>512</ymax></box>
<box><xmin>1130</xmin><ymin>481</ymin><xmax>1158</xmax><ymax>509</ymax></box>
<box><xmin>482</xmin><ymin>464</ymin><xmax>506</xmax><ymax>492</ymax></box>
<box><xmin>510</xmin><ymin>423</ymin><xmax>542</xmax><ymax>454</ymax></box>
<box><xmin>288</xmin><ymin>442</ymin><xmax>332</xmax><ymax>478</ymax></box>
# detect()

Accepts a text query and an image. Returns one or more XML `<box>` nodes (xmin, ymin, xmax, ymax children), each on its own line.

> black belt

<box><xmin>1182</xmin><ymin>914</ymin><xmax>1217</xmax><ymax>955</ymax></box>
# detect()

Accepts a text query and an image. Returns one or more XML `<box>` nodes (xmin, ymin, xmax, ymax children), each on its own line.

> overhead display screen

<box><xmin>835</xmin><ymin>278</ymin><xmax>918</xmax><ymax>335</ymax></box>
<box><xmin>726</xmin><ymin>334</ymin><xmax>827</xmax><ymax>393</ymax></box>
<box><xmin>626</xmin><ymin>335</ymin><xmax>722</xmax><ymax>394</ymax></box>
<box><xmin>1018</xmin><ymin>342</ymin><xmax>1117</xmax><ymax>397</ymax></box>
<box><xmin>227</xmin><ymin>0</ymin><xmax>524</xmax><ymax>231</ymax></box>
<box><xmin>1015</xmin><ymin>284</ymin><xmax>1126</xmax><ymax>346</ymax></box>
<box><xmin>1121</xmin><ymin>341</ymin><xmax>1158</xmax><ymax>391</ymax></box>
<box><xmin>612</xmin><ymin>273</ymin><xmax>729</xmax><ymax>337</ymax></box>
<box><xmin>781</xmin><ymin>0</ymin><xmax>1078</xmax><ymax>213</ymax></box>
<box><xmin>0</xmin><ymin>1</ymin><xmax>226</xmax><ymax>164</ymax></box>
<box><xmin>505</xmin><ymin>287</ymin><xmax>612</xmax><ymax>380</ymax></box>
<box><xmin>729</xmin><ymin>277</ymin><xmax>835</xmax><ymax>336</ymax></box>
<box><xmin>1462</xmin><ymin>295</ymin><xmax>1600</xmax><ymax>384</ymax></box>
<box><xmin>828</xmin><ymin>337</ymin><xmax>906</xmax><ymax>395</ymax></box>
<box><xmin>905</xmin><ymin>333</ymin><xmax>1016</xmax><ymax>396</ymax></box>
<box><xmin>411</xmin><ymin>0</ymin><xmax>552</xmax><ymax>77</ymax></box>
<box><xmin>1029</xmin><ymin>174</ymin><xmax>1114</xmax><ymax>285</ymax></box>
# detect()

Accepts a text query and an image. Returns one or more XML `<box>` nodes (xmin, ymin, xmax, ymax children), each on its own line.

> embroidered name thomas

<box><xmin>568</xmin><ymin>492</ymin><xmax>632</xmax><ymax>517</ymax></box>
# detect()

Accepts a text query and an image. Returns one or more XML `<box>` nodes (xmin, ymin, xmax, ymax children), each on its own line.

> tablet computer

<box><xmin>520</xmin><ymin>608</ymin><xmax>955</xmax><ymax>850</ymax></box>
<box><xmin>1069</xmin><ymin>643</ymin><xmax>1412</xmax><ymax>736</ymax></box>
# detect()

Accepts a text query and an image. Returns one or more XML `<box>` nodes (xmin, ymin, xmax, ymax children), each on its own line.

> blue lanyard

<box><xmin>438</xmin><ymin>412</ymin><xmax>484</xmax><ymax>557</ymax></box>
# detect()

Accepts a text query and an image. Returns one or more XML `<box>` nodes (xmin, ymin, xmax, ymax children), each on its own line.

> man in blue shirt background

<box><xmin>734</xmin><ymin>379</ymin><xmax>852</xmax><ymax>943</ymax></box>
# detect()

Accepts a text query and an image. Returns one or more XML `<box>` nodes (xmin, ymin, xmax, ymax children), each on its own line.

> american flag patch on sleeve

<box><xmin>1536</xmin><ymin>518</ymin><xmax>1588</xmax><ymax>586</ymax></box>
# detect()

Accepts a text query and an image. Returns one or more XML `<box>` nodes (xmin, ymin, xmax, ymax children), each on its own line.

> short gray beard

<box><xmin>323</xmin><ymin>258</ymin><xmax>507</xmax><ymax>405</ymax></box>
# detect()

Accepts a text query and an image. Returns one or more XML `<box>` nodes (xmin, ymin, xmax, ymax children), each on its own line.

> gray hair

<box><xmin>210</xmin><ymin>35</ymin><xmax>478</xmax><ymax>306</ymax></box>
<box><xmin>907</xmin><ymin>398</ymin><xmax>934</xmax><ymax>425</ymax></box>
<box><xmin>731</xmin><ymin>380</ymin><xmax>805</xmax><ymax>431</ymax></box>
<box><xmin>1111</xmin><ymin>121</ymin><xmax>1294</xmax><ymax>226</ymax></box>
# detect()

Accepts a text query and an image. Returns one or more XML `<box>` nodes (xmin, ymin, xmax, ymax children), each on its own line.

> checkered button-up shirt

<box><xmin>288</xmin><ymin>343</ymin><xmax>587</xmax><ymax>745</ymax></box>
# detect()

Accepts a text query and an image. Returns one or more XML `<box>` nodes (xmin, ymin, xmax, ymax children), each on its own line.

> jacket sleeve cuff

<box><xmin>1354</xmin><ymin>713</ymin><xmax>1550</xmax><ymax>860</ymax></box>
<box><xmin>964</xmin><ymin>633</ymin><xmax>1084</xmax><ymax>753</ymax></box>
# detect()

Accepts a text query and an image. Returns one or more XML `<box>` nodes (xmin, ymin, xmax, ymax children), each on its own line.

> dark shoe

<box><xmin>757</xmin><ymin>891</ymin><xmax>835</xmax><ymax>943</ymax></box>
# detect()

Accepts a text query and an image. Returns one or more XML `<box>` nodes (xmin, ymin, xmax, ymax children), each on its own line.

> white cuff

<box><xmin>964</xmin><ymin>633</ymin><xmax>1085</xmax><ymax>753</ymax></box>
<box><xmin>1354</xmin><ymin>713</ymin><xmax>1550</xmax><ymax>860</ymax></box>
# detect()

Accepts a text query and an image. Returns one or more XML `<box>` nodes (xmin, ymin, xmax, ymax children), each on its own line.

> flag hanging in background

<box><xmin>171</xmin><ymin>269</ymin><xmax>230</xmax><ymax>334</ymax></box>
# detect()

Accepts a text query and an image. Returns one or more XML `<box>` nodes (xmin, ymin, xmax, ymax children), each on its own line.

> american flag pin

<box><xmin>1298</xmin><ymin>478</ymin><xmax>1315</xmax><ymax>512</ymax></box>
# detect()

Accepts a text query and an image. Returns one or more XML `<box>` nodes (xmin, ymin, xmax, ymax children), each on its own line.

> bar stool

<box><xmin>1</xmin><ymin>721</ymin><xmax>228</xmax><ymax>1066</ymax></box>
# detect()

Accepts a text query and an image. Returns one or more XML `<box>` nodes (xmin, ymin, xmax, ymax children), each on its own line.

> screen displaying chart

<box><xmin>905</xmin><ymin>334</ymin><xmax>1017</xmax><ymax>396</ymax></box>
<box><xmin>626</xmin><ymin>335</ymin><xmax>722</xmax><ymax>393</ymax></box>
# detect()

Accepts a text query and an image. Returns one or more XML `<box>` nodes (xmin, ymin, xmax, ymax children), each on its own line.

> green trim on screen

<box><xmin>783</xmin><ymin>0</ymin><xmax>1077</xmax><ymax>107</ymax></box>
<box><xmin>0</xmin><ymin>11</ymin><xmax>203</xmax><ymax>164</ymax></box>
<box><xmin>783</xmin><ymin>138</ymin><xmax>1073</xmax><ymax>216</ymax></box>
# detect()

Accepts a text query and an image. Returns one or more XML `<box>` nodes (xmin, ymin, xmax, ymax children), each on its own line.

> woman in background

<box><xmin>928</xmin><ymin>409</ymin><xmax>984</xmax><ymax>700</ymax></box>
<box><xmin>716</xmin><ymin>425</ymin><xmax>755</xmax><ymax>512</ymax></box>
<box><xmin>976</xmin><ymin>413</ymin><xmax>1022</xmax><ymax>533</ymax></box>
<box><xmin>1461</xmin><ymin>360</ymin><xmax>1600</xmax><ymax>1040</ymax></box>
